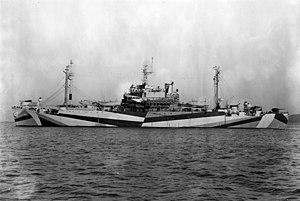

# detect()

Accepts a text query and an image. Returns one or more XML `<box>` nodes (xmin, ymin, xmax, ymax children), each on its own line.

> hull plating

<box><xmin>13</xmin><ymin>108</ymin><xmax>41</xmax><ymax>126</ymax></box>
<box><xmin>13</xmin><ymin>109</ymin><xmax>288</xmax><ymax>129</ymax></box>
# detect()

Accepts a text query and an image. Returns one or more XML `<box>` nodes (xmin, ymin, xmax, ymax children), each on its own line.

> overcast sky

<box><xmin>1</xmin><ymin>0</ymin><xmax>300</xmax><ymax>121</ymax></box>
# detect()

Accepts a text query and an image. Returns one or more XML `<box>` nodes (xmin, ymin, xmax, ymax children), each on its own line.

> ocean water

<box><xmin>0</xmin><ymin>122</ymin><xmax>299</xmax><ymax>201</ymax></box>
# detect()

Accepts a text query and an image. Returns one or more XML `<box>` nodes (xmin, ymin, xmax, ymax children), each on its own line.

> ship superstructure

<box><xmin>121</xmin><ymin>58</ymin><xmax>179</xmax><ymax>113</ymax></box>
<box><xmin>12</xmin><ymin>60</ymin><xmax>288</xmax><ymax>128</ymax></box>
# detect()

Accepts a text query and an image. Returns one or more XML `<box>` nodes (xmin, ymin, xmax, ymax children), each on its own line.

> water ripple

<box><xmin>0</xmin><ymin>123</ymin><xmax>300</xmax><ymax>200</ymax></box>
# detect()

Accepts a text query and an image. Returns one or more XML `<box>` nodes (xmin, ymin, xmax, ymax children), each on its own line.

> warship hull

<box><xmin>13</xmin><ymin>108</ymin><xmax>288</xmax><ymax>129</ymax></box>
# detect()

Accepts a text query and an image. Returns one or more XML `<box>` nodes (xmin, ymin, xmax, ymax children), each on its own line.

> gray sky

<box><xmin>1</xmin><ymin>0</ymin><xmax>300</xmax><ymax>121</ymax></box>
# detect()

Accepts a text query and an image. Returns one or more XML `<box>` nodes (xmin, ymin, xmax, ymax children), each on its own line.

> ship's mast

<box><xmin>213</xmin><ymin>66</ymin><xmax>221</xmax><ymax>110</ymax></box>
<box><xmin>69</xmin><ymin>60</ymin><xmax>73</xmax><ymax>105</ymax></box>
<box><xmin>142</xmin><ymin>57</ymin><xmax>154</xmax><ymax>85</ymax></box>
<box><xmin>63</xmin><ymin>60</ymin><xmax>74</xmax><ymax>107</ymax></box>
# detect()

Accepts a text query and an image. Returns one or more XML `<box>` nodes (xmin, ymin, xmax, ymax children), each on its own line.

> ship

<box><xmin>12</xmin><ymin>60</ymin><xmax>288</xmax><ymax>128</ymax></box>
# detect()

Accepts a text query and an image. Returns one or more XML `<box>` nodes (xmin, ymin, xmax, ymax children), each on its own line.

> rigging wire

<box><xmin>220</xmin><ymin>74</ymin><xmax>234</xmax><ymax>95</ymax></box>
<box><xmin>40</xmin><ymin>76</ymin><xmax>65</xmax><ymax>105</ymax></box>
<box><xmin>41</xmin><ymin>87</ymin><xmax>64</xmax><ymax>105</ymax></box>
<box><xmin>41</xmin><ymin>88</ymin><xmax>64</xmax><ymax>105</ymax></box>
<box><xmin>218</xmin><ymin>74</ymin><xmax>238</xmax><ymax>106</ymax></box>
<box><xmin>72</xmin><ymin>85</ymin><xmax>98</xmax><ymax>102</ymax></box>
<box><xmin>220</xmin><ymin>75</ymin><xmax>235</xmax><ymax>97</ymax></box>
<box><xmin>44</xmin><ymin>76</ymin><xmax>65</xmax><ymax>98</ymax></box>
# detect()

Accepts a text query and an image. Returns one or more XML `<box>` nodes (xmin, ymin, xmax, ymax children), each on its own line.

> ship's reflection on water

<box><xmin>0</xmin><ymin>123</ymin><xmax>299</xmax><ymax>200</ymax></box>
